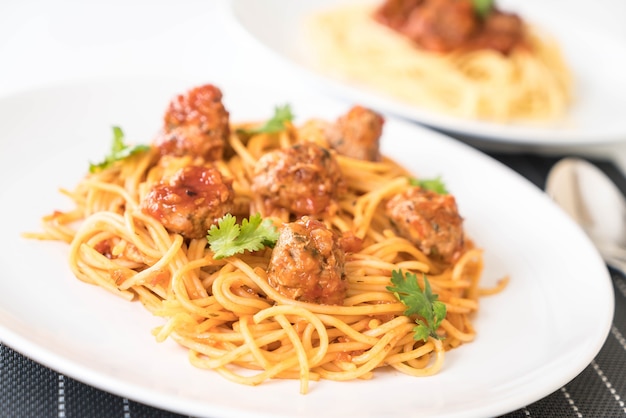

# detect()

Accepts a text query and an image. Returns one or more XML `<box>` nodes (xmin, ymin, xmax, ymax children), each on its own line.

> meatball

<box><xmin>140</xmin><ymin>165</ymin><xmax>234</xmax><ymax>239</ymax></box>
<box><xmin>155</xmin><ymin>84</ymin><xmax>230</xmax><ymax>161</ymax></box>
<box><xmin>327</xmin><ymin>106</ymin><xmax>384</xmax><ymax>162</ymax></box>
<box><xmin>374</xmin><ymin>0</ymin><xmax>525</xmax><ymax>55</ymax></box>
<box><xmin>374</xmin><ymin>0</ymin><xmax>423</xmax><ymax>32</ymax></box>
<box><xmin>402</xmin><ymin>0</ymin><xmax>478</xmax><ymax>53</ymax></box>
<box><xmin>386</xmin><ymin>186</ymin><xmax>464</xmax><ymax>264</ymax></box>
<box><xmin>267</xmin><ymin>216</ymin><xmax>347</xmax><ymax>305</ymax></box>
<box><xmin>252</xmin><ymin>142</ymin><xmax>346</xmax><ymax>217</ymax></box>
<box><xmin>471</xmin><ymin>12</ymin><xmax>525</xmax><ymax>54</ymax></box>
<box><xmin>298</xmin><ymin>106</ymin><xmax>384</xmax><ymax>162</ymax></box>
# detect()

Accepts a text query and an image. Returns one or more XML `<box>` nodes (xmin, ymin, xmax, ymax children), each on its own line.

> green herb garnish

<box><xmin>473</xmin><ymin>0</ymin><xmax>494</xmax><ymax>19</ymax></box>
<box><xmin>387</xmin><ymin>270</ymin><xmax>447</xmax><ymax>342</ymax></box>
<box><xmin>239</xmin><ymin>104</ymin><xmax>294</xmax><ymax>135</ymax></box>
<box><xmin>409</xmin><ymin>176</ymin><xmax>449</xmax><ymax>195</ymax></box>
<box><xmin>206</xmin><ymin>213</ymin><xmax>280</xmax><ymax>259</ymax></box>
<box><xmin>89</xmin><ymin>126</ymin><xmax>150</xmax><ymax>173</ymax></box>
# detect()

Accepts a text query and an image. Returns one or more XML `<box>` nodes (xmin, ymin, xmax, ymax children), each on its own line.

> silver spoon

<box><xmin>546</xmin><ymin>157</ymin><xmax>626</xmax><ymax>274</ymax></box>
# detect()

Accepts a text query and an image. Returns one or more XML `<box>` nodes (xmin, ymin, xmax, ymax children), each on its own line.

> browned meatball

<box><xmin>155</xmin><ymin>84</ymin><xmax>230</xmax><ymax>161</ymax></box>
<box><xmin>140</xmin><ymin>165</ymin><xmax>234</xmax><ymax>239</ymax></box>
<box><xmin>374</xmin><ymin>0</ymin><xmax>423</xmax><ymax>32</ymax></box>
<box><xmin>386</xmin><ymin>187</ymin><xmax>464</xmax><ymax>264</ymax></box>
<box><xmin>327</xmin><ymin>106</ymin><xmax>384</xmax><ymax>162</ymax></box>
<box><xmin>471</xmin><ymin>12</ymin><xmax>525</xmax><ymax>54</ymax></box>
<box><xmin>374</xmin><ymin>0</ymin><xmax>525</xmax><ymax>55</ymax></box>
<box><xmin>402</xmin><ymin>0</ymin><xmax>478</xmax><ymax>53</ymax></box>
<box><xmin>267</xmin><ymin>216</ymin><xmax>347</xmax><ymax>305</ymax></box>
<box><xmin>251</xmin><ymin>142</ymin><xmax>346</xmax><ymax>217</ymax></box>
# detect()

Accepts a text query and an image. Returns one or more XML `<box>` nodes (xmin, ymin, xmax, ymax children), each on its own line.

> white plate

<box><xmin>0</xmin><ymin>76</ymin><xmax>614</xmax><ymax>418</ymax></box>
<box><xmin>229</xmin><ymin>0</ymin><xmax>626</xmax><ymax>146</ymax></box>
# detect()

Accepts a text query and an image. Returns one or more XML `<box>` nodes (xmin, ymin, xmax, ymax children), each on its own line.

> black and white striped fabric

<box><xmin>2</xmin><ymin>153</ymin><xmax>625</xmax><ymax>418</ymax></box>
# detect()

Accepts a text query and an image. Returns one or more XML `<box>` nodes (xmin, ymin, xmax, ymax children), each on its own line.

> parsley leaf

<box><xmin>473</xmin><ymin>0</ymin><xmax>494</xmax><ymax>19</ymax></box>
<box><xmin>207</xmin><ymin>213</ymin><xmax>280</xmax><ymax>259</ymax></box>
<box><xmin>387</xmin><ymin>270</ymin><xmax>447</xmax><ymax>342</ymax></box>
<box><xmin>89</xmin><ymin>126</ymin><xmax>150</xmax><ymax>173</ymax></box>
<box><xmin>409</xmin><ymin>176</ymin><xmax>449</xmax><ymax>195</ymax></box>
<box><xmin>239</xmin><ymin>104</ymin><xmax>294</xmax><ymax>135</ymax></box>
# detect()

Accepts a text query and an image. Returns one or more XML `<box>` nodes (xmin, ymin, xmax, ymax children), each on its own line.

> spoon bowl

<box><xmin>546</xmin><ymin>157</ymin><xmax>626</xmax><ymax>273</ymax></box>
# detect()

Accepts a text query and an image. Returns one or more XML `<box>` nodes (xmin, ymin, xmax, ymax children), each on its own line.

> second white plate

<box><xmin>229</xmin><ymin>0</ymin><xmax>626</xmax><ymax>146</ymax></box>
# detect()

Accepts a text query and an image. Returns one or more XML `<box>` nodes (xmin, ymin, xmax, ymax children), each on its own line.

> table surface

<box><xmin>1</xmin><ymin>1</ymin><xmax>626</xmax><ymax>417</ymax></box>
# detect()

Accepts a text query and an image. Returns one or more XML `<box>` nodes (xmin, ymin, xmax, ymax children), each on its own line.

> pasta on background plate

<box><xmin>305</xmin><ymin>0</ymin><xmax>572</xmax><ymax>123</ymax></box>
<box><xmin>25</xmin><ymin>83</ymin><xmax>507</xmax><ymax>393</ymax></box>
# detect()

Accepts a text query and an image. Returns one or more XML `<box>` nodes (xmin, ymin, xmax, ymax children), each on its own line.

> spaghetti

<box><xmin>25</xmin><ymin>84</ymin><xmax>506</xmax><ymax>394</ymax></box>
<box><xmin>305</xmin><ymin>1</ymin><xmax>572</xmax><ymax>122</ymax></box>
